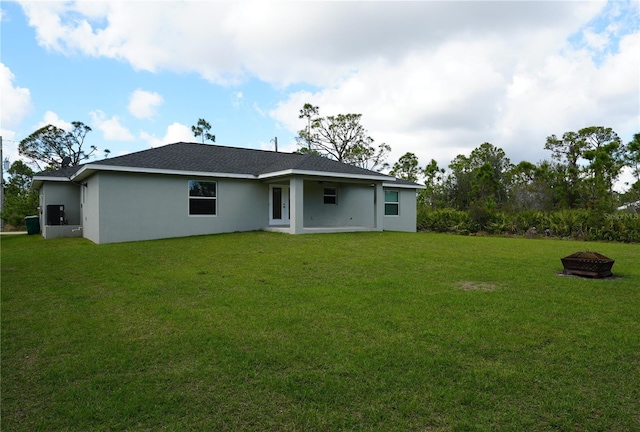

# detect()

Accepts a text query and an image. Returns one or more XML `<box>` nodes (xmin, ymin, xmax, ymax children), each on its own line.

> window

<box><xmin>324</xmin><ymin>187</ymin><xmax>337</xmax><ymax>204</ymax></box>
<box><xmin>189</xmin><ymin>181</ymin><xmax>217</xmax><ymax>215</ymax></box>
<box><xmin>384</xmin><ymin>190</ymin><xmax>399</xmax><ymax>216</ymax></box>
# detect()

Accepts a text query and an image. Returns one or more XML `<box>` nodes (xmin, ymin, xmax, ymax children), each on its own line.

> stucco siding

<box><xmin>37</xmin><ymin>171</ymin><xmax>420</xmax><ymax>243</ymax></box>
<box><xmin>303</xmin><ymin>182</ymin><xmax>375</xmax><ymax>228</ymax></box>
<box><xmin>39</xmin><ymin>182</ymin><xmax>82</xmax><ymax>225</ymax></box>
<box><xmin>383</xmin><ymin>188</ymin><xmax>417</xmax><ymax>232</ymax></box>
<box><xmin>90</xmin><ymin>172</ymin><xmax>267</xmax><ymax>244</ymax></box>
<box><xmin>82</xmin><ymin>174</ymin><xmax>100</xmax><ymax>243</ymax></box>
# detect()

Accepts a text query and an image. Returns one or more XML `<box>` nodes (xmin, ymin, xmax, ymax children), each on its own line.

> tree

<box><xmin>19</xmin><ymin>121</ymin><xmax>105</xmax><ymax>171</ymax></box>
<box><xmin>446</xmin><ymin>154</ymin><xmax>474</xmax><ymax>210</ymax></box>
<box><xmin>191</xmin><ymin>118</ymin><xmax>216</xmax><ymax>143</ymax></box>
<box><xmin>390</xmin><ymin>152</ymin><xmax>420</xmax><ymax>182</ymax></box>
<box><xmin>469</xmin><ymin>143</ymin><xmax>512</xmax><ymax>205</ymax></box>
<box><xmin>345</xmin><ymin>141</ymin><xmax>391</xmax><ymax>171</ymax></box>
<box><xmin>421</xmin><ymin>159</ymin><xmax>446</xmax><ymax>208</ymax></box>
<box><xmin>1</xmin><ymin>160</ymin><xmax>39</xmax><ymax>227</ymax></box>
<box><xmin>298</xmin><ymin>103</ymin><xmax>319</xmax><ymax>150</ymax></box>
<box><xmin>472</xmin><ymin>162</ymin><xmax>500</xmax><ymax>202</ymax></box>
<box><xmin>444</xmin><ymin>143</ymin><xmax>512</xmax><ymax>210</ymax></box>
<box><xmin>507</xmin><ymin>160</ymin><xmax>561</xmax><ymax>211</ymax></box>
<box><xmin>544</xmin><ymin>131</ymin><xmax>586</xmax><ymax>208</ymax></box>
<box><xmin>579</xmin><ymin>126</ymin><xmax>625</xmax><ymax>210</ymax></box>
<box><xmin>296</xmin><ymin>105</ymin><xmax>390</xmax><ymax>171</ymax></box>
<box><xmin>546</xmin><ymin>126</ymin><xmax>625</xmax><ymax>210</ymax></box>
<box><xmin>624</xmin><ymin>133</ymin><xmax>640</xmax><ymax>187</ymax></box>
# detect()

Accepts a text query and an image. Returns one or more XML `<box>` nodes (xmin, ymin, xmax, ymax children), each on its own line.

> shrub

<box><xmin>417</xmin><ymin>207</ymin><xmax>638</xmax><ymax>242</ymax></box>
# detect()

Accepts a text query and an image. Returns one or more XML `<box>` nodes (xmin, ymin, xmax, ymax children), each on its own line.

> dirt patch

<box><xmin>457</xmin><ymin>281</ymin><xmax>497</xmax><ymax>291</ymax></box>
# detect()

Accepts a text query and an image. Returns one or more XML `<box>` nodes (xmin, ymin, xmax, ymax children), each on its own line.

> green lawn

<box><xmin>2</xmin><ymin>232</ymin><xmax>639</xmax><ymax>431</ymax></box>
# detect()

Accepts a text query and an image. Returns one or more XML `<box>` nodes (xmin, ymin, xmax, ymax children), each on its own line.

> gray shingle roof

<box><xmin>35</xmin><ymin>166</ymin><xmax>83</xmax><ymax>178</ymax></box>
<box><xmin>91</xmin><ymin>142</ymin><xmax>289</xmax><ymax>175</ymax></box>
<box><xmin>34</xmin><ymin>142</ymin><xmax>423</xmax><ymax>189</ymax></box>
<box><xmin>37</xmin><ymin>142</ymin><xmax>395</xmax><ymax>179</ymax></box>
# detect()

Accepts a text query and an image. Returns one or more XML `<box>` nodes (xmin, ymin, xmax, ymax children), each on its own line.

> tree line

<box><xmin>391</xmin><ymin>128</ymin><xmax>639</xmax><ymax>241</ymax></box>
<box><xmin>392</xmin><ymin>128</ymin><xmax>639</xmax><ymax>214</ymax></box>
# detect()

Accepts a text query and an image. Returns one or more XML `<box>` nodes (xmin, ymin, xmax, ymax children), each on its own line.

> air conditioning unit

<box><xmin>46</xmin><ymin>205</ymin><xmax>65</xmax><ymax>226</ymax></box>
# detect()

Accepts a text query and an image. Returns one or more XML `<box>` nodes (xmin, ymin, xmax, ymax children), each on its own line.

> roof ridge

<box><xmin>174</xmin><ymin>141</ymin><xmax>294</xmax><ymax>156</ymax></box>
<box><xmin>90</xmin><ymin>142</ymin><xmax>293</xmax><ymax>166</ymax></box>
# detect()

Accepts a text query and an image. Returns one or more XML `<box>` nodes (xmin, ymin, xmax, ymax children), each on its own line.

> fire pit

<box><xmin>561</xmin><ymin>251</ymin><xmax>615</xmax><ymax>278</ymax></box>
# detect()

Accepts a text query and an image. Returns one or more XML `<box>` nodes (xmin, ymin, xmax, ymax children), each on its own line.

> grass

<box><xmin>1</xmin><ymin>231</ymin><xmax>639</xmax><ymax>431</ymax></box>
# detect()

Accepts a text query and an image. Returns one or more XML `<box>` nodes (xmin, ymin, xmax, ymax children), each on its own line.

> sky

<box><xmin>1</xmin><ymin>1</ymin><xmax>639</xmax><ymax>190</ymax></box>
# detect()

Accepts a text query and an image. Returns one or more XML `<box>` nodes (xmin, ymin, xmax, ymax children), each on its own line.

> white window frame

<box><xmin>384</xmin><ymin>190</ymin><xmax>399</xmax><ymax>216</ymax></box>
<box><xmin>323</xmin><ymin>187</ymin><xmax>338</xmax><ymax>205</ymax></box>
<box><xmin>188</xmin><ymin>180</ymin><xmax>217</xmax><ymax>216</ymax></box>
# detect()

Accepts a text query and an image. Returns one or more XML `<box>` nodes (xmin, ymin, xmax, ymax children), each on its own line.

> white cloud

<box><xmin>253</xmin><ymin>102</ymin><xmax>267</xmax><ymax>117</ymax></box>
<box><xmin>17</xmin><ymin>1</ymin><xmax>604</xmax><ymax>86</ymax></box>
<box><xmin>19</xmin><ymin>1</ymin><xmax>241</xmax><ymax>81</ymax></box>
<box><xmin>140</xmin><ymin>122</ymin><xmax>193</xmax><ymax>148</ymax></box>
<box><xmin>232</xmin><ymin>91</ymin><xmax>243</xmax><ymax>108</ymax></box>
<box><xmin>268</xmin><ymin>3</ymin><xmax>638</xmax><ymax>171</ymax></box>
<box><xmin>583</xmin><ymin>28</ymin><xmax>610</xmax><ymax>51</ymax></box>
<box><xmin>593</xmin><ymin>33</ymin><xmax>640</xmax><ymax>108</ymax></box>
<box><xmin>0</xmin><ymin>62</ymin><xmax>32</xmax><ymax>131</ymax></box>
<box><xmin>37</xmin><ymin>111</ymin><xmax>73</xmax><ymax>130</ymax></box>
<box><xmin>615</xmin><ymin>167</ymin><xmax>636</xmax><ymax>193</ymax></box>
<box><xmin>128</xmin><ymin>89</ymin><xmax>163</xmax><ymax>119</ymax></box>
<box><xmin>89</xmin><ymin>110</ymin><xmax>134</xmax><ymax>141</ymax></box>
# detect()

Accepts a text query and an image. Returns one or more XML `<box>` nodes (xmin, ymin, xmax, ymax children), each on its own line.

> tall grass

<box><xmin>2</xmin><ymin>232</ymin><xmax>639</xmax><ymax>431</ymax></box>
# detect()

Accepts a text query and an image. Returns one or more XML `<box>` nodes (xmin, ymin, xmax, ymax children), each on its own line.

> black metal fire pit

<box><xmin>561</xmin><ymin>251</ymin><xmax>615</xmax><ymax>278</ymax></box>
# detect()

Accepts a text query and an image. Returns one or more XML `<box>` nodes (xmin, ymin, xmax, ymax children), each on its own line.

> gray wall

<box><xmin>382</xmin><ymin>188</ymin><xmax>417</xmax><ymax>232</ymax></box>
<box><xmin>44</xmin><ymin>172</ymin><xmax>419</xmax><ymax>243</ymax></box>
<box><xmin>303</xmin><ymin>182</ymin><xmax>375</xmax><ymax>228</ymax></box>
<box><xmin>82</xmin><ymin>174</ymin><xmax>100</xmax><ymax>243</ymax></box>
<box><xmin>39</xmin><ymin>182</ymin><xmax>82</xmax><ymax>226</ymax></box>
<box><xmin>87</xmin><ymin>172</ymin><xmax>268</xmax><ymax>244</ymax></box>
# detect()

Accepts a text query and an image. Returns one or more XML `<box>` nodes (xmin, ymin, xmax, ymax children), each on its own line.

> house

<box><xmin>32</xmin><ymin>142</ymin><xmax>424</xmax><ymax>244</ymax></box>
<box><xmin>617</xmin><ymin>200</ymin><xmax>640</xmax><ymax>211</ymax></box>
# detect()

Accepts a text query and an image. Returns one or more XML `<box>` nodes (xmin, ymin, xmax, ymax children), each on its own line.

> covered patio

<box><xmin>264</xmin><ymin>177</ymin><xmax>386</xmax><ymax>234</ymax></box>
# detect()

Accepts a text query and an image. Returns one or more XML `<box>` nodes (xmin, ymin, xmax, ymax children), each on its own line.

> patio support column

<box><xmin>373</xmin><ymin>182</ymin><xmax>384</xmax><ymax>231</ymax></box>
<box><xmin>290</xmin><ymin>177</ymin><xmax>304</xmax><ymax>234</ymax></box>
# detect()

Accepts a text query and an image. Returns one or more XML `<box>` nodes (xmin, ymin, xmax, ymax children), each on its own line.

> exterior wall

<box><xmin>39</xmin><ymin>182</ymin><xmax>82</xmax><ymax>228</ymax></box>
<box><xmin>303</xmin><ymin>181</ymin><xmax>375</xmax><ymax>228</ymax></box>
<box><xmin>43</xmin><ymin>225</ymin><xmax>83</xmax><ymax>239</ymax></box>
<box><xmin>82</xmin><ymin>174</ymin><xmax>101</xmax><ymax>243</ymax></box>
<box><xmin>38</xmin><ymin>172</ymin><xmax>420</xmax><ymax>243</ymax></box>
<box><xmin>383</xmin><ymin>188</ymin><xmax>418</xmax><ymax>232</ymax></box>
<box><xmin>88</xmin><ymin>172</ymin><xmax>268</xmax><ymax>244</ymax></box>
<box><xmin>290</xmin><ymin>177</ymin><xmax>304</xmax><ymax>234</ymax></box>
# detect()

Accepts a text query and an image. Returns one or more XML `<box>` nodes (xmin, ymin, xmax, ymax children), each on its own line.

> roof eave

<box><xmin>71</xmin><ymin>164</ymin><xmax>257</xmax><ymax>181</ymax></box>
<box><xmin>34</xmin><ymin>164</ymin><xmax>404</xmax><ymax>185</ymax></box>
<box><xmin>383</xmin><ymin>181</ymin><xmax>426</xmax><ymax>189</ymax></box>
<box><xmin>259</xmin><ymin>169</ymin><xmax>394</xmax><ymax>182</ymax></box>
<box><xmin>31</xmin><ymin>175</ymin><xmax>71</xmax><ymax>190</ymax></box>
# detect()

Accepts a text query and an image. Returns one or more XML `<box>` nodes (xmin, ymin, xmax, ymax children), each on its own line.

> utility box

<box><xmin>46</xmin><ymin>205</ymin><xmax>65</xmax><ymax>225</ymax></box>
<box><xmin>25</xmin><ymin>216</ymin><xmax>40</xmax><ymax>235</ymax></box>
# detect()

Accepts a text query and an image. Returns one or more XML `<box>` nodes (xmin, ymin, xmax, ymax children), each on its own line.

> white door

<box><xmin>269</xmin><ymin>185</ymin><xmax>289</xmax><ymax>225</ymax></box>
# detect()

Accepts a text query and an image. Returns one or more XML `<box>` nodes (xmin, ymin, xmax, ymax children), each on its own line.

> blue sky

<box><xmin>1</xmin><ymin>1</ymin><xmax>301</xmax><ymax>155</ymax></box>
<box><xmin>1</xmin><ymin>1</ymin><xmax>638</xmax><ymax>188</ymax></box>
